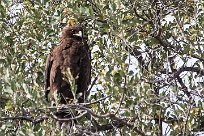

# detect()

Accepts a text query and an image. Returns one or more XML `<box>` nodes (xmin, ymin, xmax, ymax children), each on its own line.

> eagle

<box><xmin>45</xmin><ymin>24</ymin><xmax>91</xmax><ymax>104</ymax></box>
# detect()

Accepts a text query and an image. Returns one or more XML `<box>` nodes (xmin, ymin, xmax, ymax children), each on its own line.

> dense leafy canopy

<box><xmin>0</xmin><ymin>0</ymin><xmax>204</xmax><ymax>135</ymax></box>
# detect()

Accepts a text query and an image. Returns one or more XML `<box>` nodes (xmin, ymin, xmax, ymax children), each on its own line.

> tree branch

<box><xmin>51</xmin><ymin>111</ymin><xmax>88</xmax><ymax>121</ymax></box>
<box><xmin>174</xmin><ymin>67</ymin><xmax>204</xmax><ymax>77</ymax></box>
<box><xmin>1</xmin><ymin>102</ymin><xmax>145</xmax><ymax>135</ymax></box>
<box><xmin>0</xmin><ymin>115</ymin><xmax>48</xmax><ymax>124</ymax></box>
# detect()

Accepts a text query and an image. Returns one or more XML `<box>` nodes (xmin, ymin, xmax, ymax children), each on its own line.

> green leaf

<box><xmin>0</xmin><ymin>4</ymin><xmax>5</xmax><ymax>18</ymax></box>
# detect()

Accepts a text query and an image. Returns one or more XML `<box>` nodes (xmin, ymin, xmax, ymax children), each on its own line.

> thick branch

<box><xmin>51</xmin><ymin>111</ymin><xmax>88</xmax><ymax>121</ymax></box>
<box><xmin>174</xmin><ymin>67</ymin><xmax>204</xmax><ymax>77</ymax></box>
<box><xmin>44</xmin><ymin>104</ymin><xmax>145</xmax><ymax>136</ymax></box>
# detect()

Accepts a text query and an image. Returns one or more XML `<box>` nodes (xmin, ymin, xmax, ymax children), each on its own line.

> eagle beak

<box><xmin>73</xmin><ymin>31</ymin><xmax>82</xmax><ymax>38</ymax></box>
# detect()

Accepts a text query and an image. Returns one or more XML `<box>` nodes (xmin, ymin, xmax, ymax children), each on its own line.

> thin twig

<box><xmin>114</xmin><ymin>76</ymin><xmax>126</xmax><ymax>115</ymax></box>
<box><xmin>87</xmin><ymin>76</ymin><xmax>98</xmax><ymax>95</ymax></box>
<box><xmin>183</xmin><ymin>100</ymin><xmax>192</xmax><ymax>136</ymax></box>
<box><xmin>0</xmin><ymin>115</ymin><xmax>48</xmax><ymax>124</ymax></box>
<box><xmin>84</xmin><ymin>95</ymin><xmax>111</xmax><ymax>106</ymax></box>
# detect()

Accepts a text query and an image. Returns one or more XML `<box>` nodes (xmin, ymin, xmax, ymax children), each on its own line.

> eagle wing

<box><xmin>44</xmin><ymin>53</ymin><xmax>52</xmax><ymax>101</ymax></box>
<box><xmin>76</xmin><ymin>41</ymin><xmax>91</xmax><ymax>102</ymax></box>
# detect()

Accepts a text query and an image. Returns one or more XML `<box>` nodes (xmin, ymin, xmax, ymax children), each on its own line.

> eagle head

<box><xmin>62</xmin><ymin>25</ymin><xmax>83</xmax><ymax>39</ymax></box>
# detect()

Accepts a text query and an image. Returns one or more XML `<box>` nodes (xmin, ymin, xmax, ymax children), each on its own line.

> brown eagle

<box><xmin>45</xmin><ymin>24</ymin><xmax>91</xmax><ymax>104</ymax></box>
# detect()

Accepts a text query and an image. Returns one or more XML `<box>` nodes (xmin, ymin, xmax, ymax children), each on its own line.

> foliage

<box><xmin>0</xmin><ymin>0</ymin><xmax>204</xmax><ymax>135</ymax></box>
